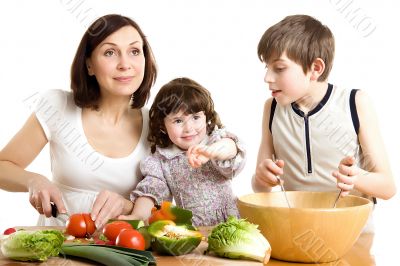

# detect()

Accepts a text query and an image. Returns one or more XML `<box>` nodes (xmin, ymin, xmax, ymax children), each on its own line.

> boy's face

<box><xmin>264</xmin><ymin>52</ymin><xmax>312</xmax><ymax>106</ymax></box>
<box><xmin>164</xmin><ymin>110</ymin><xmax>207</xmax><ymax>150</ymax></box>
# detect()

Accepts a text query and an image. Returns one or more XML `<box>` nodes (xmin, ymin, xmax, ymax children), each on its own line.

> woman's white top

<box><xmin>33</xmin><ymin>89</ymin><xmax>149</xmax><ymax>225</ymax></box>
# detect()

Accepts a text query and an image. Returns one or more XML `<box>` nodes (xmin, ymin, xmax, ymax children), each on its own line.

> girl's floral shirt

<box><xmin>131</xmin><ymin>127</ymin><xmax>246</xmax><ymax>226</ymax></box>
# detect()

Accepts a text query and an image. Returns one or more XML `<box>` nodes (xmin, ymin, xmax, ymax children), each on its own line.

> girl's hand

<box><xmin>255</xmin><ymin>158</ymin><xmax>285</xmax><ymax>188</ymax></box>
<box><xmin>91</xmin><ymin>190</ymin><xmax>130</xmax><ymax>229</ymax></box>
<box><xmin>28</xmin><ymin>175</ymin><xmax>66</xmax><ymax>217</ymax></box>
<box><xmin>117</xmin><ymin>214</ymin><xmax>143</xmax><ymax>221</ymax></box>
<box><xmin>187</xmin><ymin>139</ymin><xmax>237</xmax><ymax>168</ymax></box>
<box><xmin>332</xmin><ymin>156</ymin><xmax>359</xmax><ymax>197</ymax></box>
<box><xmin>187</xmin><ymin>145</ymin><xmax>212</xmax><ymax>168</ymax></box>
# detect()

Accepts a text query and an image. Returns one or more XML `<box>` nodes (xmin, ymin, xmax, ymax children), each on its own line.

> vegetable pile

<box><xmin>207</xmin><ymin>216</ymin><xmax>271</xmax><ymax>264</ymax></box>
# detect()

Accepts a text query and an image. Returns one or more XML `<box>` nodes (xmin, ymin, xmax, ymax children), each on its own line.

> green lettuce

<box><xmin>1</xmin><ymin>229</ymin><xmax>65</xmax><ymax>261</ymax></box>
<box><xmin>207</xmin><ymin>216</ymin><xmax>271</xmax><ymax>263</ymax></box>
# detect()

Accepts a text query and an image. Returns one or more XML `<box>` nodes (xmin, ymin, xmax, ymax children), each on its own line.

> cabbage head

<box><xmin>207</xmin><ymin>216</ymin><xmax>271</xmax><ymax>263</ymax></box>
<box><xmin>1</xmin><ymin>229</ymin><xmax>65</xmax><ymax>261</ymax></box>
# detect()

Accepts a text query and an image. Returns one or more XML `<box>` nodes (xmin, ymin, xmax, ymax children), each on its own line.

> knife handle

<box><xmin>51</xmin><ymin>202</ymin><xmax>58</xmax><ymax>217</ymax></box>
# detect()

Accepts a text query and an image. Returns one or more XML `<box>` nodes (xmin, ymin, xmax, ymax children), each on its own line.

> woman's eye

<box><xmin>275</xmin><ymin>67</ymin><xmax>285</xmax><ymax>72</ymax></box>
<box><xmin>131</xmin><ymin>49</ymin><xmax>141</xmax><ymax>56</ymax></box>
<box><xmin>104</xmin><ymin>50</ymin><xmax>115</xmax><ymax>57</ymax></box>
<box><xmin>193</xmin><ymin>115</ymin><xmax>200</xmax><ymax>120</ymax></box>
<box><xmin>174</xmin><ymin>119</ymin><xmax>183</xmax><ymax>124</ymax></box>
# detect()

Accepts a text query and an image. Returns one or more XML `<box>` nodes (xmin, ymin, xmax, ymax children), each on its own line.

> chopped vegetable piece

<box><xmin>148</xmin><ymin>220</ymin><xmax>202</xmax><ymax>255</ymax></box>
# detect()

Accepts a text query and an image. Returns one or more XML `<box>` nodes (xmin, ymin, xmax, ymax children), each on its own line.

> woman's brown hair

<box><xmin>71</xmin><ymin>14</ymin><xmax>157</xmax><ymax>109</ymax></box>
<box><xmin>148</xmin><ymin>77</ymin><xmax>222</xmax><ymax>153</ymax></box>
<box><xmin>257</xmin><ymin>14</ymin><xmax>334</xmax><ymax>82</ymax></box>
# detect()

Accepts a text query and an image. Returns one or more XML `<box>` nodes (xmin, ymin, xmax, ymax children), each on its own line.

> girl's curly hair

<box><xmin>148</xmin><ymin>77</ymin><xmax>222</xmax><ymax>153</ymax></box>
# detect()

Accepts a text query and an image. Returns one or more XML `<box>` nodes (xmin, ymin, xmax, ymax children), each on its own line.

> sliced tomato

<box><xmin>102</xmin><ymin>221</ymin><xmax>133</xmax><ymax>242</ymax></box>
<box><xmin>82</xmin><ymin>213</ymin><xmax>96</xmax><ymax>235</ymax></box>
<box><xmin>116</xmin><ymin>228</ymin><xmax>145</xmax><ymax>250</ymax></box>
<box><xmin>66</xmin><ymin>213</ymin><xmax>96</xmax><ymax>238</ymax></box>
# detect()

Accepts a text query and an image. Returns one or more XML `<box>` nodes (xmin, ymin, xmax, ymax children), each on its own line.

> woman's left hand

<box><xmin>332</xmin><ymin>156</ymin><xmax>359</xmax><ymax>196</ymax></box>
<box><xmin>90</xmin><ymin>190</ymin><xmax>132</xmax><ymax>229</ymax></box>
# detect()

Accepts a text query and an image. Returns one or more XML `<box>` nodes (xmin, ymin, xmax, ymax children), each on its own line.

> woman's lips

<box><xmin>114</xmin><ymin>76</ymin><xmax>133</xmax><ymax>82</ymax></box>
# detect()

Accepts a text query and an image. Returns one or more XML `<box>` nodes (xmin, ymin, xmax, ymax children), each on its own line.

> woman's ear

<box><xmin>86</xmin><ymin>59</ymin><xmax>94</xmax><ymax>76</ymax></box>
<box><xmin>310</xmin><ymin>58</ymin><xmax>325</xmax><ymax>81</ymax></box>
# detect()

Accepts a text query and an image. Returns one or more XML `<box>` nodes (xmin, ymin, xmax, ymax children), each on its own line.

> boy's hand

<box><xmin>255</xmin><ymin>158</ymin><xmax>285</xmax><ymax>188</ymax></box>
<box><xmin>332</xmin><ymin>156</ymin><xmax>359</xmax><ymax>196</ymax></box>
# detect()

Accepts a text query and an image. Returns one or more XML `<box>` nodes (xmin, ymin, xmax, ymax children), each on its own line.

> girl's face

<box><xmin>86</xmin><ymin>26</ymin><xmax>145</xmax><ymax>99</ymax></box>
<box><xmin>264</xmin><ymin>52</ymin><xmax>312</xmax><ymax>106</ymax></box>
<box><xmin>164</xmin><ymin>110</ymin><xmax>207</xmax><ymax>150</ymax></box>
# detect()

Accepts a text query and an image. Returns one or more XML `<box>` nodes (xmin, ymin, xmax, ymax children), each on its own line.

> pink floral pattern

<box><xmin>131</xmin><ymin>128</ymin><xmax>246</xmax><ymax>226</ymax></box>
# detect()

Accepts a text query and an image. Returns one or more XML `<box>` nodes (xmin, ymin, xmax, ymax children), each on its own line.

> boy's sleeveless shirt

<box><xmin>270</xmin><ymin>84</ymin><xmax>366</xmax><ymax>197</ymax></box>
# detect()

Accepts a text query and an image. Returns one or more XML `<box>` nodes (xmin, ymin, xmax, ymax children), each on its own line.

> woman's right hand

<box><xmin>254</xmin><ymin>158</ymin><xmax>285</xmax><ymax>189</ymax></box>
<box><xmin>28</xmin><ymin>174</ymin><xmax>66</xmax><ymax>217</ymax></box>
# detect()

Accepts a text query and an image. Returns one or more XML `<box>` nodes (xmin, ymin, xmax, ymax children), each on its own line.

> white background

<box><xmin>0</xmin><ymin>0</ymin><xmax>398</xmax><ymax>264</ymax></box>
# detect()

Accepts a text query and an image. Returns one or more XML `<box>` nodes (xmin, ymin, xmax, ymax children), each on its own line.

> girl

<box><xmin>119</xmin><ymin>77</ymin><xmax>246</xmax><ymax>226</ymax></box>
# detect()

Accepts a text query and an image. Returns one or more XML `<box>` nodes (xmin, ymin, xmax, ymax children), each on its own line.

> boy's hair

<box><xmin>148</xmin><ymin>77</ymin><xmax>222</xmax><ymax>153</ymax></box>
<box><xmin>71</xmin><ymin>14</ymin><xmax>157</xmax><ymax>110</ymax></box>
<box><xmin>257</xmin><ymin>14</ymin><xmax>334</xmax><ymax>81</ymax></box>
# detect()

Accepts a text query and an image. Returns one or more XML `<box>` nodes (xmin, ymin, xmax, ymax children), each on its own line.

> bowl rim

<box><xmin>238</xmin><ymin>191</ymin><xmax>373</xmax><ymax>211</ymax></box>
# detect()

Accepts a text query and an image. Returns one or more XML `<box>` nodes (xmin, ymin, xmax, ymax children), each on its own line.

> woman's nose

<box><xmin>117</xmin><ymin>54</ymin><xmax>132</xmax><ymax>70</ymax></box>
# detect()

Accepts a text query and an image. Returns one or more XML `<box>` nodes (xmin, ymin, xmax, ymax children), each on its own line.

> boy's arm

<box><xmin>252</xmin><ymin>98</ymin><xmax>276</xmax><ymax>192</ymax></box>
<box><xmin>344</xmin><ymin>90</ymin><xmax>396</xmax><ymax>199</ymax></box>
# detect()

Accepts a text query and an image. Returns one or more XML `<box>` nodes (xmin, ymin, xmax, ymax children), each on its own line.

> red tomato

<box><xmin>66</xmin><ymin>213</ymin><xmax>96</xmax><ymax>238</ymax></box>
<box><xmin>3</xmin><ymin>228</ymin><xmax>16</xmax><ymax>235</ymax></box>
<box><xmin>116</xmin><ymin>228</ymin><xmax>145</xmax><ymax>250</ymax></box>
<box><xmin>102</xmin><ymin>221</ymin><xmax>132</xmax><ymax>242</ymax></box>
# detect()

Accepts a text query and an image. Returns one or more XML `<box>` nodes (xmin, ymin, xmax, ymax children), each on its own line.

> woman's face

<box><xmin>86</xmin><ymin>26</ymin><xmax>145</xmax><ymax>99</ymax></box>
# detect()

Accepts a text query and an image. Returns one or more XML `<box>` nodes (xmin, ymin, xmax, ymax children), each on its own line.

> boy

<box><xmin>252</xmin><ymin>15</ymin><xmax>395</xmax><ymax>203</ymax></box>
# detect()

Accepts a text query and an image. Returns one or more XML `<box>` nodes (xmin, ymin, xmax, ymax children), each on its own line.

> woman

<box><xmin>0</xmin><ymin>14</ymin><xmax>157</xmax><ymax>228</ymax></box>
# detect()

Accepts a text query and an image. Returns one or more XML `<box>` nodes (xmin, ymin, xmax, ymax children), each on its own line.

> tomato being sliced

<box><xmin>66</xmin><ymin>213</ymin><xmax>96</xmax><ymax>238</ymax></box>
<box><xmin>116</xmin><ymin>228</ymin><xmax>145</xmax><ymax>250</ymax></box>
<box><xmin>103</xmin><ymin>221</ymin><xmax>133</xmax><ymax>242</ymax></box>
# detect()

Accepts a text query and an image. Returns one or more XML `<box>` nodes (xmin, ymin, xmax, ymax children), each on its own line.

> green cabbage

<box><xmin>0</xmin><ymin>229</ymin><xmax>65</xmax><ymax>261</ymax></box>
<box><xmin>207</xmin><ymin>216</ymin><xmax>271</xmax><ymax>263</ymax></box>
